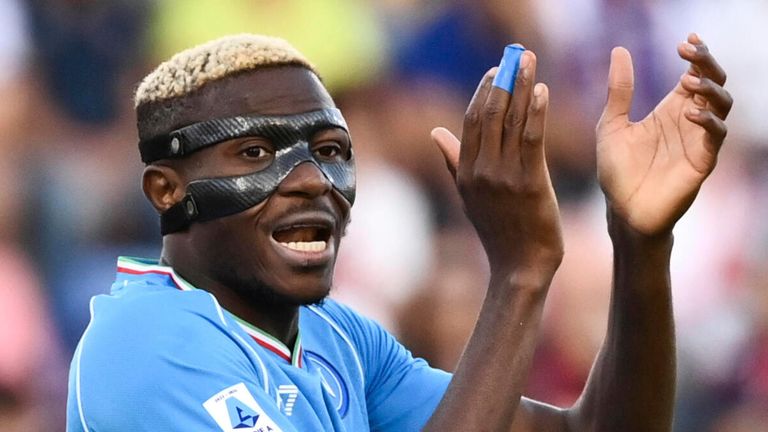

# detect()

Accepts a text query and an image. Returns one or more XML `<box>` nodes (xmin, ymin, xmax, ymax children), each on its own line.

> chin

<box><xmin>257</xmin><ymin>284</ymin><xmax>331</xmax><ymax>308</ymax></box>
<box><xmin>227</xmin><ymin>271</ymin><xmax>333</xmax><ymax>308</ymax></box>
<box><xmin>283</xmin><ymin>279</ymin><xmax>333</xmax><ymax>306</ymax></box>
<box><xmin>298</xmin><ymin>292</ymin><xmax>330</xmax><ymax>307</ymax></box>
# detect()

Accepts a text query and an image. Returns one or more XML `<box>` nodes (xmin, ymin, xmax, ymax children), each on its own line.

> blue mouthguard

<box><xmin>492</xmin><ymin>45</ymin><xmax>525</xmax><ymax>94</ymax></box>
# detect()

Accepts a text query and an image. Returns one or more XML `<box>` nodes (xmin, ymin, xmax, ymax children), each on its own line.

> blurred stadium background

<box><xmin>0</xmin><ymin>0</ymin><xmax>766</xmax><ymax>430</ymax></box>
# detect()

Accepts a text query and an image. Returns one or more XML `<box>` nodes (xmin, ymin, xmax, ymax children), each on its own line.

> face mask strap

<box><xmin>139</xmin><ymin>108</ymin><xmax>347</xmax><ymax>163</ymax></box>
<box><xmin>153</xmin><ymin>109</ymin><xmax>356</xmax><ymax>235</ymax></box>
<box><xmin>160</xmin><ymin>195</ymin><xmax>199</xmax><ymax>235</ymax></box>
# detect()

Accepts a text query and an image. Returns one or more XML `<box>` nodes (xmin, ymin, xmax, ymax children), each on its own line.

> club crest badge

<box><xmin>305</xmin><ymin>351</ymin><xmax>350</xmax><ymax>417</ymax></box>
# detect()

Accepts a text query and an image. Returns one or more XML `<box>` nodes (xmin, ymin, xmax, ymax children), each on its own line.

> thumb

<box><xmin>430</xmin><ymin>127</ymin><xmax>461</xmax><ymax>178</ymax></box>
<box><xmin>600</xmin><ymin>47</ymin><xmax>635</xmax><ymax>129</ymax></box>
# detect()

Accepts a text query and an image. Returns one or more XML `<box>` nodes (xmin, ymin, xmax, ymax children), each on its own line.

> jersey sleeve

<box><xmin>318</xmin><ymin>300</ymin><xmax>452</xmax><ymax>431</ymax></box>
<box><xmin>67</xmin><ymin>290</ymin><xmax>294</xmax><ymax>432</ymax></box>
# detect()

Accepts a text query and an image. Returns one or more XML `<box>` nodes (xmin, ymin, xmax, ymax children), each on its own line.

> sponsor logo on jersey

<box><xmin>203</xmin><ymin>383</ymin><xmax>283</xmax><ymax>432</ymax></box>
<box><xmin>305</xmin><ymin>350</ymin><xmax>349</xmax><ymax>417</ymax></box>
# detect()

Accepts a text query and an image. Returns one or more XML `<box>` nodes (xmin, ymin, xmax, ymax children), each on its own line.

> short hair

<box><xmin>135</xmin><ymin>33</ymin><xmax>316</xmax><ymax>107</ymax></box>
<box><xmin>134</xmin><ymin>34</ymin><xmax>318</xmax><ymax>141</ymax></box>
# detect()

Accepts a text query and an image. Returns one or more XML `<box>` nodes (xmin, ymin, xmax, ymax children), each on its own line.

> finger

<box><xmin>678</xmin><ymin>35</ymin><xmax>727</xmax><ymax>86</ymax></box>
<box><xmin>478</xmin><ymin>83</ymin><xmax>513</xmax><ymax>165</ymax></box>
<box><xmin>679</xmin><ymin>34</ymin><xmax>704</xmax><ymax>75</ymax></box>
<box><xmin>679</xmin><ymin>33</ymin><xmax>710</xmax><ymax>107</ymax></box>
<box><xmin>431</xmin><ymin>127</ymin><xmax>461</xmax><ymax>179</ymax></box>
<box><xmin>680</xmin><ymin>74</ymin><xmax>734</xmax><ymax>120</ymax></box>
<box><xmin>684</xmin><ymin>107</ymin><xmax>728</xmax><ymax>153</ymax></box>
<box><xmin>599</xmin><ymin>47</ymin><xmax>634</xmax><ymax>130</ymax></box>
<box><xmin>461</xmin><ymin>69</ymin><xmax>497</xmax><ymax>177</ymax></box>
<box><xmin>521</xmin><ymin>83</ymin><xmax>550</xmax><ymax>178</ymax></box>
<box><xmin>688</xmin><ymin>32</ymin><xmax>703</xmax><ymax>45</ymax></box>
<box><xmin>501</xmin><ymin>51</ymin><xmax>536</xmax><ymax>161</ymax></box>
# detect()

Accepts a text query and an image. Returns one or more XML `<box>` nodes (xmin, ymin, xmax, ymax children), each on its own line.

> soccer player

<box><xmin>67</xmin><ymin>32</ymin><xmax>731</xmax><ymax>431</ymax></box>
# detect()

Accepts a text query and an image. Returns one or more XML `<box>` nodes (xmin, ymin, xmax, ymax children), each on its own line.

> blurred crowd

<box><xmin>0</xmin><ymin>0</ymin><xmax>765</xmax><ymax>430</ymax></box>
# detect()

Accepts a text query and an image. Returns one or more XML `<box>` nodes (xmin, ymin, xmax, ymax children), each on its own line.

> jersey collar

<box><xmin>116</xmin><ymin>256</ymin><xmax>303</xmax><ymax>368</ymax></box>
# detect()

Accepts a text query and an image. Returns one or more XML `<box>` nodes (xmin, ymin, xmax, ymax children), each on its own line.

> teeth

<box><xmin>280</xmin><ymin>241</ymin><xmax>327</xmax><ymax>252</ymax></box>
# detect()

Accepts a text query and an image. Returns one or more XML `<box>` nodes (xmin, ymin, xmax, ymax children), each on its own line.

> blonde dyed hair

<box><xmin>134</xmin><ymin>34</ymin><xmax>316</xmax><ymax>107</ymax></box>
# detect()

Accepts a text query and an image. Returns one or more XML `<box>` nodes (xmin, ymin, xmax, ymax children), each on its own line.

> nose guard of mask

<box><xmin>138</xmin><ymin>108</ymin><xmax>355</xmax><ymax>235</ymax></box>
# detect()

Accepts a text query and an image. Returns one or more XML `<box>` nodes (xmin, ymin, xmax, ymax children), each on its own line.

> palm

<box><xmin>596</xmin><ymin>45</ymin><xmax>727</xmax><ymax>236</ymax></box>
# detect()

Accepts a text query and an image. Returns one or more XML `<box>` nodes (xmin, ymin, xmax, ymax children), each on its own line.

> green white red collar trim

<box><xmin>232</xmin><ymin>316</ymin><xmax>303</xmax><ymax>368</ymax></box>
<box><xmin>116</xmin><ymin>256</ymin><xmax>303</xmax><ymax>367</ymax></box>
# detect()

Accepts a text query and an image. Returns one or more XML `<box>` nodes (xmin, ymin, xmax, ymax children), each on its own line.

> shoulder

<box><xmin>87</xmin><ymin>285</ymin><xmax>232</xmax><ymax>349</ymax></box>
<box><xmin>69</xmin><ymin>288</ymin><xmax>264</xmax><ymax>430</ymax></box>
<box><xmin>303</xmin><ymin>299</ymin><xmax>446</xmax><ymax>382</ymax></box>
<box><xmin>304</xmin><ymin>298</ymin><xmax>379</xmax><ymax>337</ymax></box>
<box><xmin>302</xmin><ymin>299</ymin><xmax>370</xmax><ymax>373</ymax></box>
<box><xmin>78</xmin><ymin>285</ymin><xmax>252</xmax><ymax>376</ymax></box>
<box><xmin>305</xmin><ymin>301</ymin><xmax>452</xmax><ymax>431</ymax></box>
<box><xmin>303</xmin><ymin>299</ymin><xmax>388</xmax><ymax>359</ymax></box>
<box><xmin>304</xmin><ymin>298</ymin><xmax>361</xmax><ymax>329</ymax></box>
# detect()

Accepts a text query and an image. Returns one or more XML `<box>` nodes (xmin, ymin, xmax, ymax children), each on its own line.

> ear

<box><xmin>142</xmin><ymin>165</ymin><xmax>186</xmax><ymax>214</ymax></box>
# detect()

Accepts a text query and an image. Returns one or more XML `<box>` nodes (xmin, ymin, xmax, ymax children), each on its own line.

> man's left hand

<box><xmin>597</xmin><ymin>33</ymin><xmax>733</xmax><ymax>236</ymax></box>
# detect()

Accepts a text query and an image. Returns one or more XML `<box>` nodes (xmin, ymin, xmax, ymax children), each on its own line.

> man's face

<box><xmin>171</xmin><ymin>67</ymin><xmax>352</xmax><ymax>306</ymax></box>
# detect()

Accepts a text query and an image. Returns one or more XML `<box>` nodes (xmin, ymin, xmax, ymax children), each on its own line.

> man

<box><xmin>67</xmin><ymin>32</ymin><xmax>731</xmax><ymax>431</ymax></box>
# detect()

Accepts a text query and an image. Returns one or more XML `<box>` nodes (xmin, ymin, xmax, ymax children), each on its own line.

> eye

<box><xmin>242</xmin><ymin>145</ymin><xmax>271</xmax><ymax>159</ymax></box>
<box><xmin>238</xmin><ymin>138</ymin><xmax>274</xmax><ymax>162</ymax></box>
<box><xmin>314</xmin><ymin>141</ymin><xmax>343</xmax><ymax>160</ymax></box>
<box><xmin>311</xmin><ymin>128</ymin><xmax>351</xmax><ymax>162</ymax></box>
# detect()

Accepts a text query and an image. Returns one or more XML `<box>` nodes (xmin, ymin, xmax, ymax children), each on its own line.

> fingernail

<box><xmin>520</xmin><ymin>52</ymin><xmax>531</xmax><ymax>70</ymax></box>
<box><xmin>692</xmin><ymin>32</ymin><xmax>704</xmax><ymax>44</ymax></box>
<box><xmin>519</xmin><ymin>54</ymin><xmax>532</xmax><ymax>81</ymax></box>
<box><xmin>687</xmin><ymin>75</ymin><xmax>701</xmax><ymax>85</ymax></box>
<box><xmin>689</xmin><ymin>107</ymin><xmax>701</xmax><ymax>115</ymax></box>
<box><xmin>534</xmin><ymin>83</ymin><xmax>543</xmax><ymax>97</ymax></box>
<box><xmin>683</xmin><ymin>42</ymin><xmax>697</xmax><ymax>54</ymax></box>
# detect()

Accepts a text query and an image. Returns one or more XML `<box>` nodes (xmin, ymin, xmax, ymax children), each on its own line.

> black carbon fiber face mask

<box><xmin>138</xmin><ymin>108</ymin><xmax>355</xmax><ymax>235</ymax></box>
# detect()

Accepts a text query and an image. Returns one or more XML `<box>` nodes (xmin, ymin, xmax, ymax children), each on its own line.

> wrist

<box><xmin>487</xmin><ymin>242</ymin><xmax>563</xmax><ymax>284</ymax></box>
<box><xmin>607</xmin><ymin>208</ymin><xmax>675</xmax><ymax>301</ymax></box>
<box><xmin>607</xmin><ymin>210</ymin><xmax>674</xmax><ymax>270</ymax></box>
<box><xmin>607</xmin><ymin>208</ymin><xmax>674</xmax><ymax>248</ymax></box>
<box><xmin>488</xmin><ymin>264</ymin><xmax>558</xmax><ymax>300</ymax></box>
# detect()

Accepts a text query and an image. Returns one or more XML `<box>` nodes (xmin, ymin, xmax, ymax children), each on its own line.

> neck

<box><xmin>160</xmin><ymin>241</ymin><xmax>301</xmax><ymax>348</ymax></box>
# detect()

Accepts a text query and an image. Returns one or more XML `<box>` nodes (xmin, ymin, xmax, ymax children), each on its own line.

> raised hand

<box><xmin>424</xmin><ymin>50</ymin><xmax>565</xmax><ymax>431</ymax></box>
<box><xmin>597</xmin><ymin>33</ymin><xmax>733</xmax><ymax>236</ymax></box>
<box><xmin>431</xmin><ymin>51</ymin><xmax>563</xmax><ymax>278</ymax></box>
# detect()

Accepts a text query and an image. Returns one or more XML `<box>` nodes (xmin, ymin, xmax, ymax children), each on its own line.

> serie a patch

<box><xmin>203</xmin><ymin>383</ymin><xmax>283</xmax><ymax>432</ymax></box>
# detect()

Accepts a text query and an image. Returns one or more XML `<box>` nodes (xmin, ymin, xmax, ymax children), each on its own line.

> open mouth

<box><xmin>272</xmin><ymin>224</ymin><xmax>332</xmax><ymax>253</ymax></box>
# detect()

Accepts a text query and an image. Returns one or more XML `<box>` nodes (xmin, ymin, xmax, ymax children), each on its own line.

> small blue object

<box><xmin>492</xmin><ymin>45</ymin><xmax>525</xmax><ymax>94</ymax></box>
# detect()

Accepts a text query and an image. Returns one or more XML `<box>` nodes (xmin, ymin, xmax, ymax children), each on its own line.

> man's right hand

<box><xmin>431</xmin><ymin>50</ymin><xmax>563</xmax><ymax>282</ymax></box>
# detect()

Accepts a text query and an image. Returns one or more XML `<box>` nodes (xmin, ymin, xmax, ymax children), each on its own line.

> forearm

<box><xmin>425</xmin><ymin>47</ymin><xmax>566</xmax><ymax>431</ymax></box>
<box><xmin>423</xmin><ymin>268</ymin><xmax>554</xmax><ymax>431</ymax></box>
<box><xmin>569</xmin><ymin>213</ymin><xmax>676</xmax><ymax>431</ymax></box>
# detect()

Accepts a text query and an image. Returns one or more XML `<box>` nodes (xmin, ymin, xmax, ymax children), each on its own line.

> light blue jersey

<box><xmin>67</xmin><ymin>257</ymin><xmax>451</xmax><ymax>431</ymax></box>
